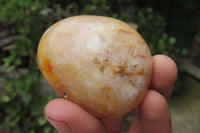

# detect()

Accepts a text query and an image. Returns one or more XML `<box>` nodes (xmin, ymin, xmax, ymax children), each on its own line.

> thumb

<box><xmin>44</xmin><ymin>98</ymin><xmax>106</xmax><ymax>133</ymax></box>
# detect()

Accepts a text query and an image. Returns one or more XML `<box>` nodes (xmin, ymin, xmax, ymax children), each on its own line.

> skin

<box><xmin>44</xmin><ymin>55</ymin><xmax>177</xmax><ymax>133</ymax></box>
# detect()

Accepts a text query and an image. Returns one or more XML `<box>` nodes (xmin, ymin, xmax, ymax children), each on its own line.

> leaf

<box><xmin>44</xmin><ymin>126</ymin><xmax>53</xmax><ymax>133</ymax></box>
<box><xmin>158</xmin><ymin>39</ymin><xmax>165</xmax><ymax>50</ymax></box>
<box><xmin>1</xmin><ymin>94</ymin><xmax>11</xmax><ymax>102</ymax></box>
<box><xmin>4</xmin><ymin>103</ymin><xmax>21</xmax><ymax>118</ymax></box>
<box><xmin>169</xmin><ymin>37</ymin><xmax>176</xmax><ymax>45</ymax></box>
<box><xmin>22</xmin><ymin>93</ymin><xmax>32</xmax><ymax>106</ymax></box>
<box><xmin>30</xmin><ymin>95</ymin><xmax>49</xmax><ymax>116</ymax></box>
<box><xmin>3</xmin><ymin>50</ymin><xmax>17</xmax><ymax>73</ymax></box>
<box><xmin>29</xmin><ymin>130</ymin><xmax>36</xmax><ymax>133</ymax></box>
<box><xmin>181</xmin><ymin>48</ymin><xmax>188</xmax><ymax>56</ymax></box>
<box><xmin>11</xmin><ymin>116</ymin><xmax>20</xmax><ymax>126</ymax></box>
<box><xmin>38</xmin><ymin>117</ymin><xmax>48</xmax><ymax>126</ymax></box>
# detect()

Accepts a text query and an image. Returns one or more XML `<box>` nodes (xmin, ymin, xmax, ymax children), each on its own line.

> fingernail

<box><xmin>45</xmin><ymin>114</ymin><xmax>73</xmax><ymax>133</ymax></box>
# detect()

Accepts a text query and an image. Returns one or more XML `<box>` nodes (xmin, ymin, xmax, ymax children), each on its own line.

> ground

<box><xmin>169</xmin><ymin>74</ymin><xmax>200</xmax><ymax>133</ymax></box>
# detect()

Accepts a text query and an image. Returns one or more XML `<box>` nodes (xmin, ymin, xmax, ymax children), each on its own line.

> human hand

<box><xmin>44</xmin><ymin>55</ymin><xmax>177</xmax><ymax>133</ymax></box>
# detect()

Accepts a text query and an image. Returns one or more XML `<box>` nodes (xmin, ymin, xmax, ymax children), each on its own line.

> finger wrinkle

<box><xmin>44</xmin><ymin>98</ymin><xmax>106</xmax><ymax>133</ymax></box>
<box><xmin>45</xmin><ymin>113</ymin><xmax>71</xmax><ymax>129</ymax></box>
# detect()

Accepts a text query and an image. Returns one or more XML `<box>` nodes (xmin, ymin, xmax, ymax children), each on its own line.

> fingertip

<box><xmin>44</xmin><ymin>99</ymin><xmax>72</xmax><ymax>133</ymax></box>
<box><xmin>44</xmin><ymin>98</ymin><xmax>68</xmax><ymax>119</ymax></box>
<box><xmin>152</xmin><ymin>55</ymin><xmax>178</xmax><ymax>88</ymax></box>
<box><xmin>151</xmin><ymin>55</ymin><xmax>178</xmax><ymax>99</ymax></box>
<box><xmin>44</xmin><ymin>98</ymin><xmax>83</xmax><ymax>120</ymax></box>
<box><xmin>44</xmin><ymin>98</ymin><xmax>105</xmax><ymax>133</ymax></box>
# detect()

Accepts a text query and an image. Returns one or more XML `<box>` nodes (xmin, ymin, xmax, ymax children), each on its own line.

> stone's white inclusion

<box><xmin>86</xmin><ymin>35</ymin><xmax>107</xmax><ymax>52</ymax></box>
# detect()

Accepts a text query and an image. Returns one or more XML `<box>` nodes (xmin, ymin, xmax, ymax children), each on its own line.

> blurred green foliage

<box><xmin>0</xmin><ymin>0</ymin><xmax>57</xmax><ymax>132</ymax></box>
<box><xmin>132</xmin><ymin>8</ymin><xmax>176</xmax><ymax>56</ymax></box>
<box><xmin>0</xmin><ymin>0</ymin><xmax>198</xmax><ymax>132</ymax></box>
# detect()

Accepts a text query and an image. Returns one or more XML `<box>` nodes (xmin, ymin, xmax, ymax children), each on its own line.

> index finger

<box><xmin>150</xmin><ymin>55</ymin><xmax>177</xmax><ymax>100</ymax></box>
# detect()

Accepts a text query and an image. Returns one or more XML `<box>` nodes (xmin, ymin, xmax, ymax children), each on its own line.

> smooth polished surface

<box><xmin>37</xmin><ymin>16</ymin><xmax>152</xmax><ymax>118</ymax></box>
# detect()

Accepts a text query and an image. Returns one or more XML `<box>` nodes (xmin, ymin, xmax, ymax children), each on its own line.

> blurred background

<box><xmin>0</xmin><ymin>0</ymin><xmax>199</xmax><ymax>133</ymax></box>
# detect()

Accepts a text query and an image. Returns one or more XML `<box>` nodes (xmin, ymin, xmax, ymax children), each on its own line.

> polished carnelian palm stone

<box><xmin>37</xmin><ymin>16</ymin><xmax>152</xmax><ymax>118</ymax></box>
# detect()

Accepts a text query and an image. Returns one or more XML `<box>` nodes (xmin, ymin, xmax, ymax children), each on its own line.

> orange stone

<box><xmin>37</xmin><ymin>15</ymin><xmax>152</xmax><ymax>118</ymax></box>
